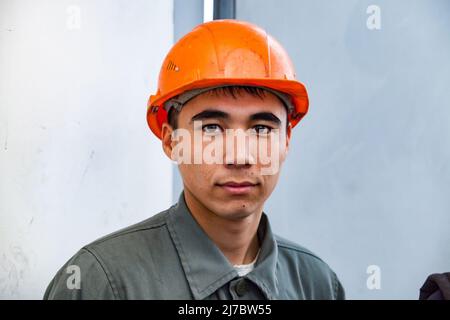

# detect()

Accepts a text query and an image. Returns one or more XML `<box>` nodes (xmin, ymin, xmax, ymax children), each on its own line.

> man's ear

<box><xmin>285</xmin><ymin>122</ymin><xmax>292</xmax><ymax>154</ymax></box>
<box><xmin>161</xmin><ymin>122</ymin><xmax>174</xmax><ymax>160</ymax></box>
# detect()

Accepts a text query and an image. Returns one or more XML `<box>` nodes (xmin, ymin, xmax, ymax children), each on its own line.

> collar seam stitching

<box><xmin>247</xmin><ymin>275</ymin><xmax>273</xmax><ymax>300</ymax></box>
<box><xmin>166</xmin><ymin>210</ymin><xmax>201</xmax><ymax>297</ymax></box>
<box><xmin>197</xmin><ymin>271</ymin><xmax>238</xmax><ymax>295</ymax></box>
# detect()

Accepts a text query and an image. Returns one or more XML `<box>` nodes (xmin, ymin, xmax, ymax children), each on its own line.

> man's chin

<box><xmin>213</xmin><ymin>204</ymin><xmax>259</xmax><ymax>221</ymax></box>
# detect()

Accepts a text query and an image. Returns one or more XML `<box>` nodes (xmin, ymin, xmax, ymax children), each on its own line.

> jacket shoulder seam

<box><xmin>333</xmin><ymin>271</ymin><xmax>339</xmax><ymax>299</ymax></box>
<box><xmin>80</xmin><ymin>247</ymin><xmax>120</xmax><ymax>299</ymax></box>
<box><xmin>89</xmin><ymin>220</ymin><xmax>167</xmax><ymax>246</ymax></box>
<box><xmin>276</xmin><ymin>242</ymin><xmax>326</xmax><ymax>264</ymax></box>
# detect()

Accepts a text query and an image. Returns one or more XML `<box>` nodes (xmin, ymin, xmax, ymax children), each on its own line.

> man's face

<box><xmin>162</xmin><ymin>90</ymin><xmax>291</xmax><ymax>220</ymax></box>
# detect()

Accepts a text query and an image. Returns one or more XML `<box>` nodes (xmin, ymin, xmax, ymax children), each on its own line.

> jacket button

<box><xmin>235</xmin><ymin>279</ymin><xmax>248</xmax><ymax>297</ymax></box>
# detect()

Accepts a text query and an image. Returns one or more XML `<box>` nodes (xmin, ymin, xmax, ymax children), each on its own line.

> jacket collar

<box><xmin>166</xmin><ymin>191</ymin><xmax>279</xmax><ymax>299</ymax></box>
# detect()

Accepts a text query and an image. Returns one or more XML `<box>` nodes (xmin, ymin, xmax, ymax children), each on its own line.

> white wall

<box><xmin>0</xmin><ymin>0</ymin><xmax>173</xmax><ymax>299</ymax></box>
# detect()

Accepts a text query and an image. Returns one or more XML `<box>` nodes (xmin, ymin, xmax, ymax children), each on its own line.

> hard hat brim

<box><xmin>147</xmin><ymin>78</ymin><xmax>309</xmax><ymax>139</ymax></box>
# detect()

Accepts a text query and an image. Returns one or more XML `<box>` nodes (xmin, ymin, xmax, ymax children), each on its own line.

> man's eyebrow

<box><xmin>249</xmin><ymin>112</ymin><xmax>281</xmax><ymax>125</ymax></box>
<box><xmin>190</xmin><ymin>109</ymin><xmax>229</xmax><ymax>123</ymax></box>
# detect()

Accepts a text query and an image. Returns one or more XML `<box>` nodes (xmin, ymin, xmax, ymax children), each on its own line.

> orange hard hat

<box><xmin>147</xmin><ymin>19</ymin><xmax>309</xmax><ymax>139</ymax></box>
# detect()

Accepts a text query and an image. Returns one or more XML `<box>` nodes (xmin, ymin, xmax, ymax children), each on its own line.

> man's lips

<box><xmin>216</xmin><ymin>181</ymin><xmax>259</xmax><ymax>195</ymax></box>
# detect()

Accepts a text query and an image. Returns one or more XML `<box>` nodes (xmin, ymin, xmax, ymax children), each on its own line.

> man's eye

<box><xmin>202</xmin><ymin>124</ymin><xmax>223</xmax><ymax>134</ymax></box>
<box><xmin>251</xmin><ymin>125</ymin><xmax>272</xmax><ymax>135</ymax></box>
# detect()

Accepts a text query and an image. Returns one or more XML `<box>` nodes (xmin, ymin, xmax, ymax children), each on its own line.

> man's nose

<box><xmin>224</xmin><ymin>133</ymin><xmax>257</xmax><ymax>167</ymax></box>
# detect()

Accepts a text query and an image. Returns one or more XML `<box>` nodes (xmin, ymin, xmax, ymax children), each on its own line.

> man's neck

<box><xmin>183</xmin><ymin>189</ymin><xmax>262</xmax><ymax>266</ymax></box>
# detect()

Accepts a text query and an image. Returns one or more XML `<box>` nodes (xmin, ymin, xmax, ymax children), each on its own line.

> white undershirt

<box><xmin>233</xmin><ymin>249</ymin><xmax>260</xmax><ymax>277</ymax></box>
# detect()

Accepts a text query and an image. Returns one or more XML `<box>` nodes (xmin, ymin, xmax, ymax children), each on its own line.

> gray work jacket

<box><xmin>44</xmin><ymin>191</ymin><xmax>345</xmax><ymax>300</ymax></box>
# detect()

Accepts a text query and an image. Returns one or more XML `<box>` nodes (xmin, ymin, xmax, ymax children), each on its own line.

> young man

<box><xmin>44</xmin><ymin>20</ymin><xmax>345</xmax><ymax>300</ymax></box>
